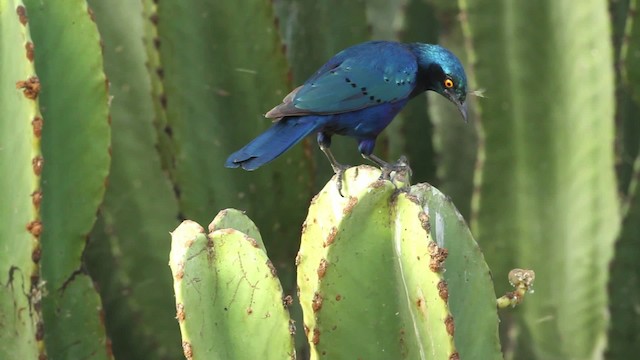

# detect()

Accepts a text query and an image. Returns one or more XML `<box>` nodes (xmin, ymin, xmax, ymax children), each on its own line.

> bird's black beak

<box><xmin>445</xmin><ymin>89</ymin><xmax>468</xmax><ymax>123</ymax></box>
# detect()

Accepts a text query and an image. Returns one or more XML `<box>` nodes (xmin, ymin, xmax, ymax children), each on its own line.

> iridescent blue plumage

<box><xmin>226</xmin><ymin>40</ymin><xmax>468</xmax><ymax>175</ymax></box>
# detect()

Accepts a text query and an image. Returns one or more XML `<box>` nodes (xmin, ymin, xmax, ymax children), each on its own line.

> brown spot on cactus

<box><xmin>16</xmin><ymin>77</ymin><xmax>41</xmax><ymax>99</ymax></box>
<box><xmin>303</xmin><ymin>324</ymin><xmax>310</xmax><ymax>337</ymax></box>
<box><xmin>312</xmin><ymin>328</ymin><xmax>320</xmax><ymax>345</ymax></box>
<box><xmin>182</xmin><ymin>341</ymin><xmax>193</xmax><ymax>360</ymax></box>
<box><xmin>174</xmin><ymin>263</ymin><xmax>185</xmax><ymax>280</ymax></box>
<box><xmin>246</xmin><ymin>307</ymin><xmax>253</xmax><ymax>315</ymax></box>
<box><xmin>427</xmin><ymin>241</ymin><xmax>448</xmax><ymax>272</ymax></box>
<box><xmin>335</xmin><ymin>294</ymin><xmax>342</xmax><ymax>301</ymax></box>
<box><xmin>32</xmin><ymin>246</ymin><xmax>42</xmax><ymax>263</ymax></box>
<box><xmin>245</xmin><ymin>234</ymin><xmax>259</xmax><ymax>248</ymax></box>
<box><xmin>445</xmin><ymin>315</ymin><xmax>455</xmax><ymax>336</ymax></box>
<box><xmin>343</xmin><ymin>196</ymin><xmax>358</xmax><ymax>214</ymax></box>
<box><xmin>312</xmin><ymin>292</ymin><xmax>323</xmax><ymax>312</ymax></box>
<box><xmin>35</xmin><ymin>321</ymin><xmax>44</xmax><ymax>341</ymax></box>
<box><xmin>149</xmin><ymin>12</ymin><xmax>159</xmax><ymax>24</ymax></box>
<box><xmin>87</xmin><ymin>7</ymin><xmax>96</xmax><ymax>21</ymax></box>
<box><xmin>288</xmin><ymin>320</ymin><xmax>296</xmax><ymax>335</ymax></box>
<box><xmin>25</xmin><ymin>42</ymin><xmax>35</xmax><ymax>62</ymax></box>
<box><xmin>449</xmin><ymin>352</ymin><xmax>460</xmax><ymax>360</ymax></box>
<box><xmin>266</xmin><ymin>260</ymin><xmax>278</xmax><ymax>277</ymax></box>
<box><xmin>26</xmin><ymin>220</ymin><xmax>42</xmax><ymax>237</ymax></box>
<box><xmin>282</xmin><ymin>295</ymin><xmax>293</xmax><ymax>307</ymax></box>
<box><xmin>154</xmin><ymin>37</ymin><xmax>161</xmax><ymax>49</ymax></box>
<box><xmin>371</xmin><ymin>180</ymin><xmax>386</xmax><ymax>188</ymax></box>
<box><xmin>176</xmin><ymin>303</ymin><xmax>185</xmax><ymax>322</ymax></box>
<box><xmin>16</xmin><ymin>5</ymin><xmax>27</xmax><ymax>25</ymax></box>
<box><xmin>324</xmin><ymin>226</ymin><xmax>337</xmax><ymax>247</ymax></box>
<box><xmin>32</xmin><ymin>117</ymin><xmax>43</xmax><ymax>138</ymax></box>
<box><xmin>317</xmin><ymin>258</ymin><xmax>328</xmax><ymax>279</ymax></box>
<box><xmin>295</xmin><ymin>252</ymin><xmax>301</xmax><ymax>266</ymax></box>
<box><xmin>418</xmin><ymin>212</ymin><xmax>430</xmax><ymax>232</ymax></box>
<box><xmin>437</xmin><ymin>280</ymin><xmax>449</xmax><ymax>302</ymax></box>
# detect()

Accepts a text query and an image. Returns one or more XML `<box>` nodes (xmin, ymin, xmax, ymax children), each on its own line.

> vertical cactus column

<box><xmin>23</xmin><ymin>0</ymin><xmax>112</xmax><ymax>358</ymax></box>
<box><xmin>459</xmin><ymin>0</ymin><xmax>620</xmax><ymax>358</ymax></box>
<box><xmin>0</xmin><ymin>1</ymin><xmax>44</xmax><ymax>358</ymax></box>
<box><xmin>170</xmin><ymin>212</ymin><xmax>295</xmax><ymax>360</ymax></box>
<box><xmin>297</xmin><ymin>167</ymin><xmax>501</xmax><ymax>359</ymax></box>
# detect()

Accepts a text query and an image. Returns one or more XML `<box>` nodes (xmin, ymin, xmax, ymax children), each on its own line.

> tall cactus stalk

<box><xmin>0</xmin><ymin>1</ymin><xmax>44</xmax><ymax>358</ymax></box>
<box><xmin>459</xmin><ymin>0</ymin><xmax>620</xmax><ymax>358</ymax></box>
<box><xmin>23</xmin><ymin>0</ymin><xmax>112</xmax><ymax>358</ymax></box>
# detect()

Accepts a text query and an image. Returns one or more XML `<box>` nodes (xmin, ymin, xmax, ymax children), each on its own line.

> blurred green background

<box><xmin>1</xmin><ymin>0</ymin><xmax>639</xmax><ymax>358</ymax></box>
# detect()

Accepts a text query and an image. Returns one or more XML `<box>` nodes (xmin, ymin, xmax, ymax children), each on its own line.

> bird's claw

<box><xmin>331</xmin><ymin>164</ymin><xmax>351</xmax><ymax>197</ymax></box>
<box><xmin>379</xmin><ymin>156</ymin><xmax>412</xmax><ymax>189</ymax></box>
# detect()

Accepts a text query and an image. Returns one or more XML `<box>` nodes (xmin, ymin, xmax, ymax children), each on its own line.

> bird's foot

<box><xmin>330</xmin><ymin>163</ymin><xmax>351</xmax><ymax>197</ymax></box>
<box><xmin>376</xmin><ymin>156</ymin><xmax>412</xmax><ymax>190</ymax></box>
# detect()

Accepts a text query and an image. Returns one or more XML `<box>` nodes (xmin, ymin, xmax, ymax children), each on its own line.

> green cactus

<box><xmin>459</xmin><ymin>0</ymin><xmax>620</xmax><ymax>359</ymax></box>
<box><xmin>22</xmin><ymin>0</ymin><xmax>112</xmax><ymax>358</ymax></box>
<box><xmin>297</xmin><ymin>166</ymin><xmax>501</xmax><ymax>359</ymax></box>
<box><xmin>169</xmin><ymin>218</ymin><xmax>295</xmax><ymax>360</ymax></box>
<box><xmin>82</xmin><ymin>0</ymin><xmax>182</xmax><ymax>358</ymax></box>
<box><xmin>0</xmin><ymin>1</ymin><xmax>44</xmax><ymax>358</ymax></box>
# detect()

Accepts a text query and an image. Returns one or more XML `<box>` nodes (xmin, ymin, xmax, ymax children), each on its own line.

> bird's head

<box><xmin>410</xmin><ymin>44</ymin><xmax>468</xmax><ymax>122</ymax></box>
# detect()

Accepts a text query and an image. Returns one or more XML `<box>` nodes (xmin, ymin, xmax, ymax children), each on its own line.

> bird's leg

<box><xmin>318</xmin><ymin>133</ymin><xmax>349</xmax><ymax>196</ymax></box>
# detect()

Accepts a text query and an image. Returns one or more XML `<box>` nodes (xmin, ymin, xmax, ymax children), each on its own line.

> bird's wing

<box><xmin>266</xmin><ymin>42</ymin><xmax>418</xmax><ymax>120</ymax></box>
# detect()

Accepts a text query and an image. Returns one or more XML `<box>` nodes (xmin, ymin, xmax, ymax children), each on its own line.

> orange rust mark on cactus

<box><xmin>324</xmin><ymin>226</ymin><xmax>337</xmax><ymax>247</ymax></box>
<box><xmin>428</xmin><ymin>241</ymin><xmax>448</xmax><ymax>272</ymax></box>
<box><xmin>35</xmin><ymin>320</ymin><xmax>44</xmax><ymax>341</ymax></box>
<box><xmin>32</xmin><ymin>117</ymin><xmax>43</xmax><ymax>138</ymax></box>
<box><xmin>438</xmin><ymin>280</ymin><xmax>449</xmax><ymax>302</ymax></box>
<box><xmin>312</xmin><ymin>292</ymin><xmax>323</xmax><ymax>312</ymax></box>
<box><xmin>343</xmin><ymin>196</ymin><xmax>358</xmax><ymax>214</ymax></box>
<box><xmin>87</xmin><ymin>7</ymin><xmax>96</xmax><ymax>22</ymax></box>
<box><xmin>16</xmin><ymin>5</ymin><xmax>28</xmax><ymax>25</ymax></box>
<box><xmin>26</xmin><ymin>42</ymin><xmax>35</xmax><ymax>62</ymax></box>
<box><xmin>182</xmin><ymin>341</ymin><xmax>193</xmax><ymax>360</ymax></box>
<box><xmin>317</xmin><ymin>258</ymin><xmax>328</xmax><ymax>279</ymax></box>
<box><xmin>312</xmin><ymin>328</ymin><xmax>320</xmax><ymax>345</ymax></box>
<box><xmin>31</xmin><ymin>190</ymin><xmax>42</xmax><ymax>209</ymax></box>
<box><xmin>245</xmin><ymin>235</ymin><xmax>259</xmax><ymax>248</ymax></box>
<box><xmin>154</xmin><ymin>37</ymin><xmax>161</xmax><ymax>49</ymax></box>
<box><xmin>32</xmin><ymin>246</ymin><xmax>42</xmax><ymax>263</ymax></box>
<box><xmin>16</xmin><ymin>77</ymin><xmax>41</xmax><ymax>100</ymax></box>
<box><xmin>266</xmin><ymin>260</ymin><xmax>278</xmax><ymax>277</ymax></box>
<box><xmin>445</xmin><ymin>315</ymin><xmax>455</xmax><ymax>336</ymax></box>
<box><xmin>174</xmin><ymin>264</ymin><xmax>184</xmax><ymax>281</ymax></box>
<box><xmin>246</xmin><ymin>307</ymin><xmax>253</xmax><ymax>315</ymax></box>
<box><xmin>335</xmin><ymin>294</ymin><xmax>342</xmax><ymax>301</ymax></box>
<box><xmin>449</xmin><ymin>352</ymin><xmax>460</xmax><ymax>360</ymax></box>
<box><xmin>371</xmin><ymin>179</ymin><xmax>386</xmax><ymax>188</ymax></box>
<box><xmin>303</xmin><ymin>324</ymin><xmax>310</xmax><ymax>337</ymax></box>
<box><xmin>26</xmin><ymin>220</ymin><xmax>42</xmax><ymax>237</ymax></box>
<box><xmin>176</xmin><ymin>303</ymin><xmax>185</xmax><ymax>322</ymax></box>
<box><xmin>419</xmin><ymin>211</ymin><xmax>430</xmax><ymax>232</ymax></box>
<box><xmin>283</xmin><ymin>295</ymin><xmax>293</xmax><ymax>307</ymax></box>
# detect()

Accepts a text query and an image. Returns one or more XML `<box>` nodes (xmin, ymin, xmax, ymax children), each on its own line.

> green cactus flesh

<box><xmin>170</xmin><ymin>219</ymin><xmax>295</xmax><ymax>360</ymax></box>
<box><xmin>83</xmin><ymin>0</ymin><xmax>182</xmax><ymax>358</ymax></box>
<box><xmin>0</xmin><ymin>1</ymin><xmax>43</xmax><ymax>358</ymax></box>
<box><xmin>22</xmin><ymin>0</ymin><xmax>112</xmax><ymax>358</ymax></box>
<box><xmin>208</xmin><ymin>209</ymin><xmax>266</xmax><ymax>253</ymax></box>
<box><xmin>297</xmin><ymin>166</ymin><xmax>501</xmax><ymax>359</ymax></box>
<box><xmin>459</xmin><ymin>0</ymin><xmax>619</xmax><ymax>358</ymax></box>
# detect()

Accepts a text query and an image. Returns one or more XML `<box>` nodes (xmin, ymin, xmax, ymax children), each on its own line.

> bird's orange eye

<box><xmin>444</xmin><ymin>79</ymin><xmax>454</xmax><ymax>88</ymax></box>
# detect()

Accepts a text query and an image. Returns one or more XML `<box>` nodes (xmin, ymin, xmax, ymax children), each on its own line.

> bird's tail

<box><xmin>225</xmin><ymin>118</ymin><xmax>322</xmax><ymax>170</ymax></box>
